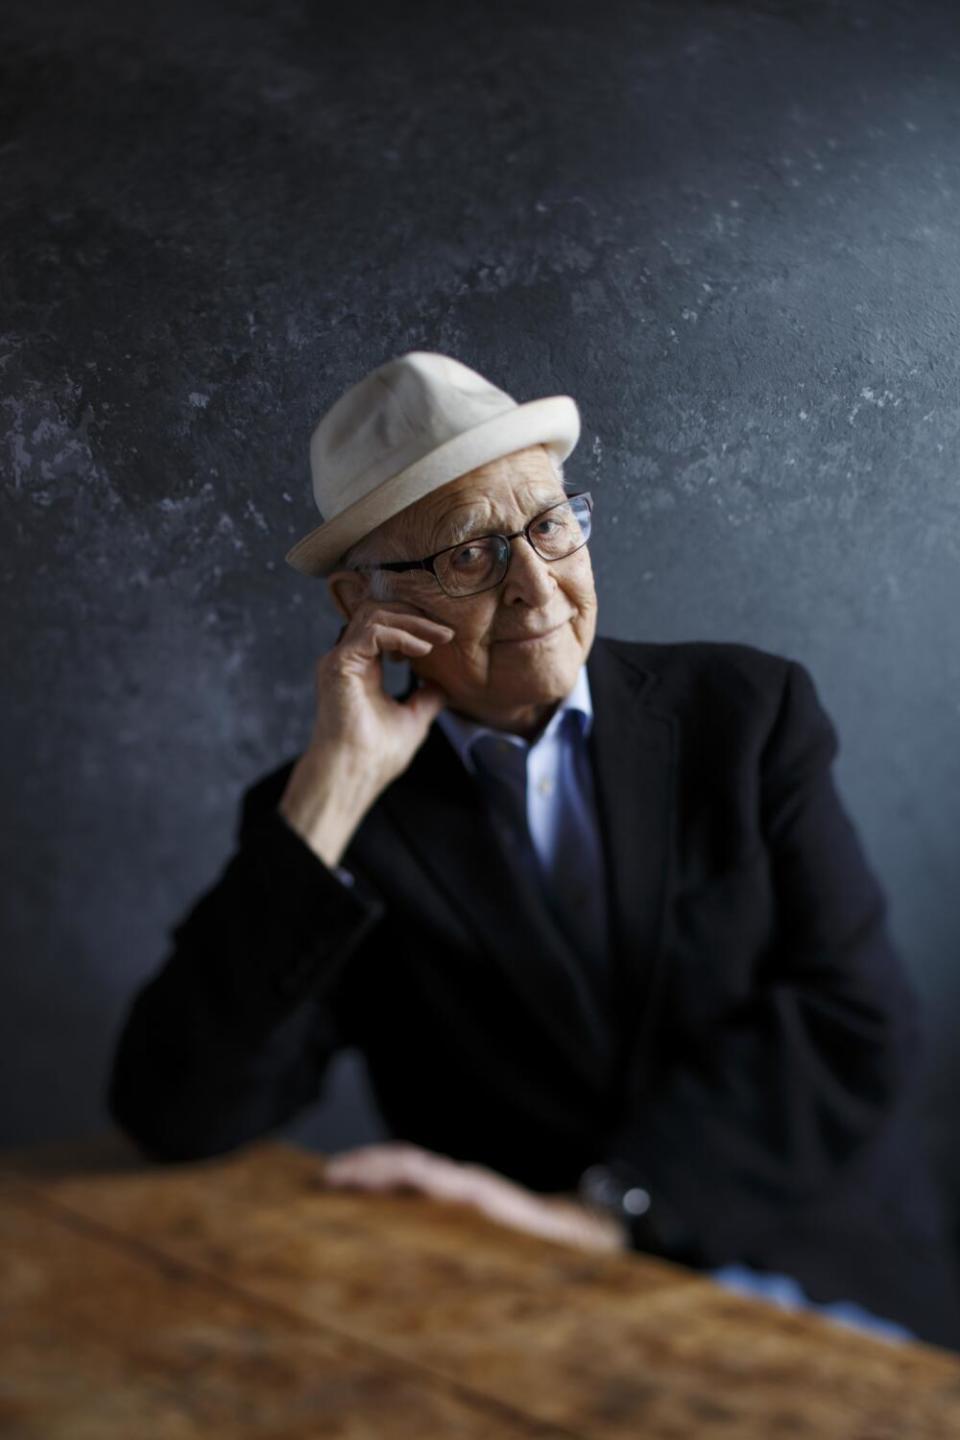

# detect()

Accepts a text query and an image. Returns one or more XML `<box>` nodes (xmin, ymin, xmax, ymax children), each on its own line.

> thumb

<box><xmin>405</xmin><ymin>679</ymin><xmax>448</xmax><ymax>725</ymax></box>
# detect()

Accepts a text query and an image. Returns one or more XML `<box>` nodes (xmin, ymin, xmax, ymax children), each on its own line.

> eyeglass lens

<box><xmin>434</xmin><ymin>497</ymin><xmax>592</xmax><ymax>598</ymax></box>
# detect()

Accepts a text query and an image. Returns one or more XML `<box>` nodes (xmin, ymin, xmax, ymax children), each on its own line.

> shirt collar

<box><xmin>434</xmin><ymin>662</ymin><xmax>593</xmax><ymax>774</ymax></box>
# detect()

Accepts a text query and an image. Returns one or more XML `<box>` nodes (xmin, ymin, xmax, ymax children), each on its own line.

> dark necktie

<box><xmin>470</xmin><ymin>720</ymin><xmax>610</xmax><ymax>1005</ymax></box>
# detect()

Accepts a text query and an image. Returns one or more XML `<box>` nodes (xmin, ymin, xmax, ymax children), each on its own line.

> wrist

<box><xmin>276</xmin><ymin>791</ymin><xmax>360</xmax><ymax>868</ymax></box>
<box><xmin>577</xmin><ymin>1202</ymin><xmax>631</xmax><ymax>1252</ymax></box>
<box><xmin>277</xmin><ymin>748</ymin><xmax>378</xmax><ymax>866</ymax></box>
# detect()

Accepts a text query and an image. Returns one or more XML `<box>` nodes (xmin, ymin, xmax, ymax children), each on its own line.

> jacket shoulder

<box><xmin>595</xmin><ymin>634</ymin><xmax>836</xmax><ymax>763</ymax></box>
<box><xmin>597</xmin><ymin>633</ymin><xmax>793</xmax><ymax>707</ymax></box>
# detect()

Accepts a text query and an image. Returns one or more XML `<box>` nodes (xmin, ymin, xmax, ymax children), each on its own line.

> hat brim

<box><xmin>283</xmin><ymin>394</ymin><xmax>581</xmax><ymax>578</ymax></box>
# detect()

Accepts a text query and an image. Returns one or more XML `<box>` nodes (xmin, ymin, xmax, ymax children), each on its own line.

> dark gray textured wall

<box><xmin>4</xmin><ymin>1</ymin><xmax>960</xmax><ymax>1198</ymax></box>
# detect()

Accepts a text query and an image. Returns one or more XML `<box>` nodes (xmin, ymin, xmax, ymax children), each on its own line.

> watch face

<box><xmin>622</xmin><ymin>1184</ymin><xmax>652</xmax><ymax>1217</ymax></box>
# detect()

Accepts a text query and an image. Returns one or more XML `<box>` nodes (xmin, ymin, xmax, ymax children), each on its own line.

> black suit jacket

<box><xmin>108</xmin><ymin>635</ymin><xmax>960</xmax><ymax>1346</ymax></box>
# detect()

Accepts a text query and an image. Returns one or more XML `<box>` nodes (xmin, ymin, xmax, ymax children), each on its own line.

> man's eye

<box><xmin>452</xmin><ymin>544</ymin><xmax>487</xmax><ymax>569</ymax></box>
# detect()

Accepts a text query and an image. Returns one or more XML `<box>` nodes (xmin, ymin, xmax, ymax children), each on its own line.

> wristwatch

<box><xmin>577</xmin><ymin>1161</ymin><xmax>694</xmax><ymax>1259</ymax></box>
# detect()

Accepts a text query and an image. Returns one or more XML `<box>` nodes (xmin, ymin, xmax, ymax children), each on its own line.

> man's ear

<box><xmin>325</xmin><ymin>567</ymin><xmax>371</xmax><ymax>623</ymax></box>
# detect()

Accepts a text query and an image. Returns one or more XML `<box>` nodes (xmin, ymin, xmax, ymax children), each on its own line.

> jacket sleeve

<box><xmin>599</xmin><ymin>657</ymin><xmax>923</xmax><ymax>1264</ymax></box>
<box><xmin>106</xmin><ymin>776</ymin><xmax>386</xmax><ymax>1162</ymax></box>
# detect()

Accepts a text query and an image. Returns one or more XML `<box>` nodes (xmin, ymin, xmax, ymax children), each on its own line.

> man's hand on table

<box><xmin>320</xmin><ymin>1142</ymin><xmax>629</xmax><ymax>1253</ymax></box>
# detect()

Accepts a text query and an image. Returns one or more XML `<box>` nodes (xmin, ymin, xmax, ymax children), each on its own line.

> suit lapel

<box><xmin>584</xmin><ymin>638</ymin><xmax>679</xmax><ymax>1104</ymax></box>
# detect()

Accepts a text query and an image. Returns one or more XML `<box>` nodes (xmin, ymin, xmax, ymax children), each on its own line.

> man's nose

<box><xmin>501</xmin><ymin>535</ymin><xmax>558</xmax><ymax>605</ymax></box>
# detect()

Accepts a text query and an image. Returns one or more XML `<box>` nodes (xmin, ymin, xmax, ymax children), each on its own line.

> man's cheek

<box><xmin>409</xmin><ymin>647</ymin><xmax>457</xmax><ymax>686</ymax></box>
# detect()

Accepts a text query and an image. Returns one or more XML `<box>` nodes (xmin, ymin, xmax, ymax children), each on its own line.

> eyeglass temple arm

<box><xmin>372</xmin><ymin>557</ymin><xmax>435</xmax><ymax>574</ymax></box>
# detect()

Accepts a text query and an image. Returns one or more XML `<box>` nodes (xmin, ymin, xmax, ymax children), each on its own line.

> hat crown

<box><xmin>310</xmin><ymin>351</ymin><xmax>518</xmax><ymax>521</ymax></box>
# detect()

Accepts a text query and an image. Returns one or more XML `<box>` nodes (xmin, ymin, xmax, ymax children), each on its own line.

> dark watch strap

<box><xmin>579</xmin><ymin>1163</ymin><xmax>652</xmax><ymax>1219</ymax></box>
<box><xmin>577</xmin><ymin>1162</ymin><xmax>696</xmax><ymax>1260</ymax></box>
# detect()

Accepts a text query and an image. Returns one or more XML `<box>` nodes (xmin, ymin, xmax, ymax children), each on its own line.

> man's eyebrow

<box><xmin>432</xmin><ymin>494</ymin><xmax>565</xmax><ymax>551</ymax></box>
<box><xmin>433</xmin><ymin>514</ymin><xmax>488</xmax><ymax>549</ymax></box>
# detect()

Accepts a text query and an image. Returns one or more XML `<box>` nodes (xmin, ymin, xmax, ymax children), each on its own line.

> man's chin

<box><xmin>490</xmin><ymin>649</ymin><xmax>585</xmax><ymax>702</ymax></box>
<box><xmin>495</xmin><ymin>627</ymin><xmax>587</xmax><ymax>673</ymax></box>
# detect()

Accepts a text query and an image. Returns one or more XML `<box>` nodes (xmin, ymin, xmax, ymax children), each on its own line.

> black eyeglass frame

<box><xmin>351</xmin><ymin>490</ymin><xmax>594</xmax><ymax>598</ymax></box>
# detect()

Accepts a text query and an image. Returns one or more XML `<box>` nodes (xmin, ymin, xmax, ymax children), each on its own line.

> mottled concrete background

<box><xmin>3</xmin><ymin>0</ymin><xmax>959</xmax><ymax>1207</ymax></box>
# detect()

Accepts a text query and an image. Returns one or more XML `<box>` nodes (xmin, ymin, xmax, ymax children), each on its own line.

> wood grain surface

<box><xmin>3</xmin><ymin>1135</ymin><xmax>960</xmax><ymax>1438</ymax></box>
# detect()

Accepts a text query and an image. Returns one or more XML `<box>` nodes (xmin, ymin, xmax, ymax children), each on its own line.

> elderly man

<box><xmin>109</xmin><ymin>351</ymin><xmax>959</xmax><ymax>1345</ymax></box>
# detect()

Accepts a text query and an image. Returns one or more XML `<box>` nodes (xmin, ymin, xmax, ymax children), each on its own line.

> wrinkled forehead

<box><xmin>398</xmin><ymin>452</ymin><xmax>565</xmax><ymax>551</ymax></box>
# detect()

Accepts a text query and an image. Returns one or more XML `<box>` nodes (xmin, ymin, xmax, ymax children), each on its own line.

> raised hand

<box><xmin>278</xmin><ymin>601</ymin><xmax>454</xmax><ymax>866</ymax></box>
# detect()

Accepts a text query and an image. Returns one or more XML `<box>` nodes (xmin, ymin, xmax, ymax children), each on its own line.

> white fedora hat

<box><xmin>284</xmin><ymin>350</ymin><xmax>581</xmax><ymax>577</ymax></box>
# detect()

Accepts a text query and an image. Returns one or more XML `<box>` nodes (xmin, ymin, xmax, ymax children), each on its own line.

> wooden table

<box><xmin>3</xmin><ymin>1136</ymin><xmax>960</xmax><ymax>1438</ymax></box>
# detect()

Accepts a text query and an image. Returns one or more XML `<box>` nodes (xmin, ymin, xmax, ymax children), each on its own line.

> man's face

<box><xmin>327</xmin><ymin>445</ymin><xmax>598</xmax><ymax>730</ymax></box>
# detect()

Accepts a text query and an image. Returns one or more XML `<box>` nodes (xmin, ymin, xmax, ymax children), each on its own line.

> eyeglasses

<box><xmin>354</xmin><ymin>492</ymin><xmax>594</xmax><ymax>599</ymax></box>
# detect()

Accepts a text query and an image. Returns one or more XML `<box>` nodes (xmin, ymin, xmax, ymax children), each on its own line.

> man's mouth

<box><xmin>495</xmin><ymin>616</ymin><xmax>572</xmax><ymax>645</ymax></box>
